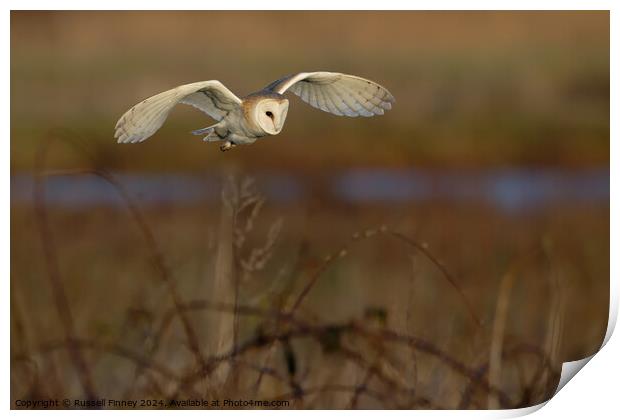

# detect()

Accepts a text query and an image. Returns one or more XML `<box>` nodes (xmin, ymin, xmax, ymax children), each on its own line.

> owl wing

<box><xmin>263</xmin><ymin>72</ymin><xmax>395</xmax><ymax>117</ymax></box>
<box><xmin>114</xmin><ymin>81</ymin><xmax>241</xmax><ymax>143</ymax></box>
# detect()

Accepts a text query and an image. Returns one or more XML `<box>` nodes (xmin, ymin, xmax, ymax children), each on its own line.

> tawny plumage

<box><xmin>114</xmin><ymin>72</ymin><xmax>395</xmax><ymax>151</ymax></box>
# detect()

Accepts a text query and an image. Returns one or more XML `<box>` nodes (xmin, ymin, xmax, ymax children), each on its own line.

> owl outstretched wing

<box><xmin>263</xmin><ymin>72</ymin><xmax>395</xmax><ymax>117</ymax></box>
<box><xmin>114</xmin><ymin>81</ymin><xmax>241</xmax><ymax>143</ymax></box>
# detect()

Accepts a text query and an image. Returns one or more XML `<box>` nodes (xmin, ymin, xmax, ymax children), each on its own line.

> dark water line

<box><xmin>10</xmin><ymin>168</ymin><xmax>610</xmax><ymax>213</ymax></box>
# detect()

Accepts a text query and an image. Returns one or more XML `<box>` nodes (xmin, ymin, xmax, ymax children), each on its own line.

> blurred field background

<box><xmin>11</xmin><ymin>11</ymin><xmax>609</xmax><ymax>409</ymax></box>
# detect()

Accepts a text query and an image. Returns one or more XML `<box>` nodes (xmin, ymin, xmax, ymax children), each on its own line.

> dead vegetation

<box><xmin>9</xmin><ymin>132</ymin><xmax>606</xmax><ymax>409</ymax></box>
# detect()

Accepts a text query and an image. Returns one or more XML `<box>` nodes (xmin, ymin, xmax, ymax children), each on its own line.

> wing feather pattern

<box><xmin>317</xmin><ymin>87</ymin><xmax>331</xmax><ymax>113</ymax></box>
<box><xmin>264</xmin><ymin>72</ymin><xmax>395</xmax><ymax>118</ymax></box>
<box><xmin>308</xmin><ymin>84</ymin><xmax>319</xmax><ymax>109</ymax></box>
<box><xmin>321</xmin><ymin>85</ymin><xmax>344</xmax><ymax>116</ymax></box>
<box><xmin>114</xmin><ymin>81</ymin><xmax>241</xmax><ymax>144</ymax></box>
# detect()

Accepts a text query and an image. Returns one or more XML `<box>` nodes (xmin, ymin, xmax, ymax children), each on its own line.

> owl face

<box><xmin>253</xmin><ymin>97</ymin><xmax>289</xmax><ymax>135</ymax></box>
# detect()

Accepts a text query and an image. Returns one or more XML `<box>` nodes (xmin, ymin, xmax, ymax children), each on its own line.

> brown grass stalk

<box><xmin>487</xmin><ymin>270</ymin><xmax>516</xmax><ymax>409</ymax></box>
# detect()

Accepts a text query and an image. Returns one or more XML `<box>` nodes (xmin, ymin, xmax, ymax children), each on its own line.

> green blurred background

<box><xmin>11</xmin><ymin>11</ymin><xmax>609</xmax><ymax>171</ymax></box>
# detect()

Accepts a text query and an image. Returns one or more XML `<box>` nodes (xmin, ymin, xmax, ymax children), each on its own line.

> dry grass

<box><xmin>9</xmin><ymin>132</ymin><xmax>608</xmax><ymax>409</ymax></box>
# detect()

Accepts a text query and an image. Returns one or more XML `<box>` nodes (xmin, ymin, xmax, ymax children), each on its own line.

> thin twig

<box><xmin>287</xmin><ymin>227</ymin><xmax>482</xmax><ymax>328</ymax></box>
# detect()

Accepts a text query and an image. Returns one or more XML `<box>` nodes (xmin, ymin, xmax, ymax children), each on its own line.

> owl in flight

<box><xmin>114</xmin><ymin>72</ymin><xmax>395</xmax><ymax>151</ymax></box>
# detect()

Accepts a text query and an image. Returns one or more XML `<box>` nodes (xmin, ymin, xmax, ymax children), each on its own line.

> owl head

<box><xmin>252</xmin><ymin>97</ymin><xmax>289</xmax><ymax>135</ymax></box>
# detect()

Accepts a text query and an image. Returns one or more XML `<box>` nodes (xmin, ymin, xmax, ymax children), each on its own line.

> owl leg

<box><xmin>191</xmin><ymin>126</ymin><xmax>214</xmax><ymax>136</ymax></box>
<box><xmin>190</xmin><ymin>126</ymin><xmax>221</xmax><ymax>142</ymax></box>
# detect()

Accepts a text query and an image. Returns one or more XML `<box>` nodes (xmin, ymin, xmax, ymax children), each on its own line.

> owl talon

<box><xmin>220</xmin><ymin>141</ymin><xmax>235</xmax><ymax>152</ymax></box>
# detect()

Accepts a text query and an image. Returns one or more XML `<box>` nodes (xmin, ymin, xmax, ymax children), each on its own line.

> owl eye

<box><xmin>266</xmin><ymin>111</ymin><xmax>273</xmax><ymax>118</ymax></box>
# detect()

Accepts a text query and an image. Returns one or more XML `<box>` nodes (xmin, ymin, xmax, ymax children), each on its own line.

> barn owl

<box><xmin>114</xmin><ymin>72</ymin><xmax>395</xmax><ymax>151</ymax></box>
